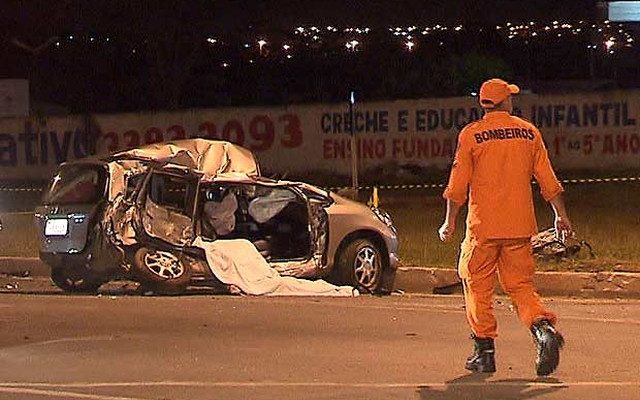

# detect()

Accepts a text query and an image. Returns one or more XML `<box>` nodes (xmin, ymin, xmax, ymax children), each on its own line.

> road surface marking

<box><xmin>279</xmin><ymin>300</ymin><xmax>640</xmax><ymax>325</ymax></box>
<box><xmin>2</xmin><ymin>380</ymin><xmax>640</xmax><ymax>389</ymax></box>
<box><xmin>0</xmin><ymin>387</ymin><xmax>146</xmax><ymax>400</ymax></box>
<box><xmin>27</xmin><ymin>336</ymin><xmax>117</xmax><ymax>347</ymax></box>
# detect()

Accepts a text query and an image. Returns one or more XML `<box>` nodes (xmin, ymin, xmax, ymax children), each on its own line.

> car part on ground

<box><xmin>531</xmin><ymin>228</ymin><xmax>594</xmax><ymax>261</ymax></box>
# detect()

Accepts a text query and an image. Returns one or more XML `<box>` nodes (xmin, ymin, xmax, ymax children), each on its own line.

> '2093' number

<box><xmin>103</xmin><ymin>114</ymin><xmax>303</xmax><ymax>153</ymax></box>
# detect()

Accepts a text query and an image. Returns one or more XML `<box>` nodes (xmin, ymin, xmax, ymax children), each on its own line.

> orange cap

<box><xmin>479</xmin><ymin>78</ymin><xmax>520</xmax><ymax>108</ymax></box>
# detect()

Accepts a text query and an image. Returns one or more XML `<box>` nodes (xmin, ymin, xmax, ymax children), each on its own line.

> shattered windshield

<box><xmin>44</xmin><ymin>164</ymin><xmax>107</xmax><ymax>205</ymax></box>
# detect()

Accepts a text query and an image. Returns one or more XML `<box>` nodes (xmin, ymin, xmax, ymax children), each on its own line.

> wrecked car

<box><xmin>34</xmin><ymin>139</ymin><xmax>398</xmax><ymax>294</ymax></box>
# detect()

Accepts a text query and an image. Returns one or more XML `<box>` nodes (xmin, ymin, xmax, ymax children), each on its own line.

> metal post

<box><xmin>349</xmin><ymin>90</ymin><xmax>358</xmax><ymax>191</ymax></box>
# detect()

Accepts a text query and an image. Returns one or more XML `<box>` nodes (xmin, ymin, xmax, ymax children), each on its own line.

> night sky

<box><xmin>0</xmin><ymin>1</ymin><xmax>624</xmax><ymax>112</ymax></box>
<box><xmin>2</xmin><ymin>0</ymin><xmax>603</xmax><ymax>43</ymax></box>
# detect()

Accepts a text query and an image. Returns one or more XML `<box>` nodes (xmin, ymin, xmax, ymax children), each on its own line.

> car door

<box><xmin>296</xmin><ymin>187</ymin><xmax>331</xmax><ymax>267</ymax></box>
<box><xmin>35</xmin><ymin>162</ymin><xmax>109</xmax><ymax>255</ymax></box>
<box><xmin>136</xmin><ymin>169</ymin><xmax>200</xmax><ymax>247</ymax></box>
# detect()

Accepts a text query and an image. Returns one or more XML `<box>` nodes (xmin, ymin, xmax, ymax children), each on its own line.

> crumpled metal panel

<box><xmin>142</xmin><ymin>198</ymin><xmax>193</xmax><ymax>246</ymax></box>
<box><xmin>104</xmin><ymin>195</ymin><xmax>138</xmax><ymax>246</ymax></box>
<box><xmin>309</xmin><ymin>199</ymin><xmax>329</xmax><ymax>269</ymax></box>
<box><xmin>114</xmin><ymin>139</ymin><xmax>259</xmax><ymax>180</ymax></box>
<box><xmin>107</xmin><ymin>160</ymin><xmax>148</xmax><ymax>200</ymax></box>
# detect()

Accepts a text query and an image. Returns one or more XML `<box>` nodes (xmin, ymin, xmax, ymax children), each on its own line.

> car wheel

<box><xmin>132</xmin><ymin>247</ymin><xmax>191</xmax><ymax>295</ymax></box>
<box><xmin>336</xmin><ymin>238</ymin><xmax>383</xmax><ymax>293</ymax></box>
<box><xmin>50</xmin><ymin>267</ymin><xmax>104</xmax><ymax>294</ymax></box>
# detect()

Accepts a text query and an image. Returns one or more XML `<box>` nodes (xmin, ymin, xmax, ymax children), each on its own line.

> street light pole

<box><xmin>349</xmin><ymin>90</ymin><xmax>358</xmax><ymax>191</ymax></box>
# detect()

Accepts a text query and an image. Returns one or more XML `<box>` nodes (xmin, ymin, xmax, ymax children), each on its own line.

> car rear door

<box><xmin>136</xmin><ymin>169</ymin><xmax>200</xmax><ymax>247</ymax></box>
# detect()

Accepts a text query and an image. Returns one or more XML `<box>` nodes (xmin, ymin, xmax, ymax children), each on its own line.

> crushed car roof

<box><xmin>112</xmin><ymin>139</ymin><xmax>260</xmax><ymax>179</ymax></box>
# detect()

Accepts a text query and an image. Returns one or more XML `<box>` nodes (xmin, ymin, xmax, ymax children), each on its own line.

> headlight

<box><xmin>371</xmin><ymin>206</ymin><xmax>395</xmax><ymax>230</ymax></box>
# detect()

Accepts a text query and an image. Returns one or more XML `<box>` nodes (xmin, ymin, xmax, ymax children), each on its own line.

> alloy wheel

<box><xmin>143</xmin><ymin>250</ymin><xmax>185</xmax><ymax>279</ymax></box>
<box><xmin>354</xmin><ymin>246</ymin><xmax>380</xmax><ymax>289</ymax></box>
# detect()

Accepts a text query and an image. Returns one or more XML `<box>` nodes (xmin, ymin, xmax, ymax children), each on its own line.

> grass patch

<box><xmin>378</xmin><ymin>182</ymin><xmax>640</xmax><ymax>272</ymax></box>
<box><xmin>0</xmin><ymin>213</ymin><xmax>39</xmax><ymax>257</ymax></box>
<box><xmin>1</xmin><ymin>182</ymin><xmax>640</xmax><ymax>272</ymax></box>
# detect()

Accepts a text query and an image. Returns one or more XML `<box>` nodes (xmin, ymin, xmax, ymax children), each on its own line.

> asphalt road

<box><xmin>0</xmin><ymin>289</ymin><xmax>639</xmax><ymax>400</ymax></box>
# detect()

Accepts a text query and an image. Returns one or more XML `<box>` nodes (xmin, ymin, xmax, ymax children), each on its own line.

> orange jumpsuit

<box><xmin>443</xmin><ymin>111</ymin><xmax>563</xmax><ymax>339</ymax></box>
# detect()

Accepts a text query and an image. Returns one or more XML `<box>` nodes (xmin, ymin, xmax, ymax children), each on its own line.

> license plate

<box><xmin>45</xmin><ymin>218</ymin><xmax>68</xmax><ymax>236</ymax></box>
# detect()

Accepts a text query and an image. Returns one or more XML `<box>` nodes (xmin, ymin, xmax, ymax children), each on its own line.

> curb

<box><xmin>0</xmin><ymin>257</ymin><xmax>50</xmax><ymax>278</ymax></box>
<box><xmin>3</xmin><ymin>257</ymin><xmax>640</xmax><ymax>298</ymax></box>
<box><xmin>395</xmin><ymin>267</ymin><xmax>640</xmax><ymax>299</ymax></box>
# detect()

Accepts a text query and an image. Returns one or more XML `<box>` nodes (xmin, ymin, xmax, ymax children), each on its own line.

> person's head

<box><xmin>479</xmin><ymin>78</ymin><xmax>519</xmax><ymax>113</ymax></box>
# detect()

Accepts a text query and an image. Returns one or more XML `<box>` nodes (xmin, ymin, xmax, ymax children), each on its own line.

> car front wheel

<box><xmin>336</xmin><ymin>238</ymin><xmax>383</xmax><ymax>293</ymax></box>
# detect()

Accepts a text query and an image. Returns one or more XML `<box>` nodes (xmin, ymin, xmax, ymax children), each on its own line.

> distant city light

<box><xmin>33</xmin><ymin>20</ymin><xmax>639</xmax><ymax>60</ymax></box>
<box><xmin>346</xmin><ymin>40</ymin><xmax>360</xmax><ymax>51</ymax></box>
<box><xmin>605</xmin><ymin>38</ymin><xmax>616</xmax><ymax>50</ymax></box>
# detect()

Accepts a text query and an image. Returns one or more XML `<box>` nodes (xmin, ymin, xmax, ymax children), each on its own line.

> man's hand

<box><xmin>438</xmin><ymin>221</ymin><xmax>455</xmax><ymax>242</ymax></box>
<box><xmin>549</xmin><ymin>193</ymin><xmax>573</xmax><ymax>242</ymax></box>
<box><xmin>554</xmin><ymin>216</ymin><xmax>573</xmax><ymax>242</ymax></box>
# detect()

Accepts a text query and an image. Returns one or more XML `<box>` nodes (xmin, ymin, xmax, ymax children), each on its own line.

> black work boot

<box><xmin>530</xmin><ymin>319</ymin><xmax>565</xmax><ymax>376</ymax></box>
<box><xmin>465</xmin><ymin>335</ymin><xmax>496</xmax><ymax>373</ymax></box>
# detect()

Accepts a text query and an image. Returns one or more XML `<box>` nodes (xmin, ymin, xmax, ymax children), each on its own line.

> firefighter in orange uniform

<box><xmin>439</xmin><ymin>78</ymin><xmax>572</xmax><ymax>376</ymax></box>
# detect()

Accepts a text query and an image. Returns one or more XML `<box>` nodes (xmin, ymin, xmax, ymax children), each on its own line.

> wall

<box><xmin>1</xmin><ymin>90</ymin><xmax>638</xmax><ymax>180</ymax></box>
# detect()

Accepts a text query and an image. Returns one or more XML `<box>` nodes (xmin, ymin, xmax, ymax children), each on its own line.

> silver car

<box><xmin>35</xmin><ymin>139</ymin><xmax>398</xmax><ymax>294</ymax></box>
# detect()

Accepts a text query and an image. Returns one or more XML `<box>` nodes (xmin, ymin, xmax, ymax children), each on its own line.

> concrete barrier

<box><xmin>395</xmin><ymin>267</ymin><xmax>640</xmax><ymax>299</ymax></box>
<box><xmin>0</xmin><ymin>257</ymin><xmax>49</xmax><ymax>277</ymax></box>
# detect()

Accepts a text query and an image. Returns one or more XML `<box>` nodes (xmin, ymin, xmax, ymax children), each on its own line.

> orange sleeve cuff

<box><xmin>443</xmin><ymin>186</ymin><xmax>467</xmax><ymax>205</ymax></box>
<box><xmin>540</xmin><ymin>181</ymin><xmax>564</xmax><ymax>202</ymax></box>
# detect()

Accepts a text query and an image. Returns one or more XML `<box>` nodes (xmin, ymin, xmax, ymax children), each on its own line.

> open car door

<box><xmin>299</xmin><ymin>187</ymin><xmax>331</xmax><ymax>269</ymax></box>
<box><xmin>136</xmin><ymin>169</ymin><xmax>200</xmax><ymax>247</ymax></box>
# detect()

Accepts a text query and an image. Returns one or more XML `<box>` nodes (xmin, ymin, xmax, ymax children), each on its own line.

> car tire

<box><xmin>131</xmin><ymin>247</ymin><xmax>191</xmax><ymax>295</ymax></box>
<box><xmin>335</xmin><ymin>238</ymin><xmax>383</xmax><ymax>293</ymax></box>
<box><xmin>50</xmin><ymin>267</ymin><xmax>104</xmax><ymax>294</ymax></box>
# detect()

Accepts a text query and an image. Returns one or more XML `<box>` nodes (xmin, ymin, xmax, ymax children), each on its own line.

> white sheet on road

<box><xmin>192</xmin><ymin>237</ymin><xmax>357</xmax><ymax>297</ymax></box>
